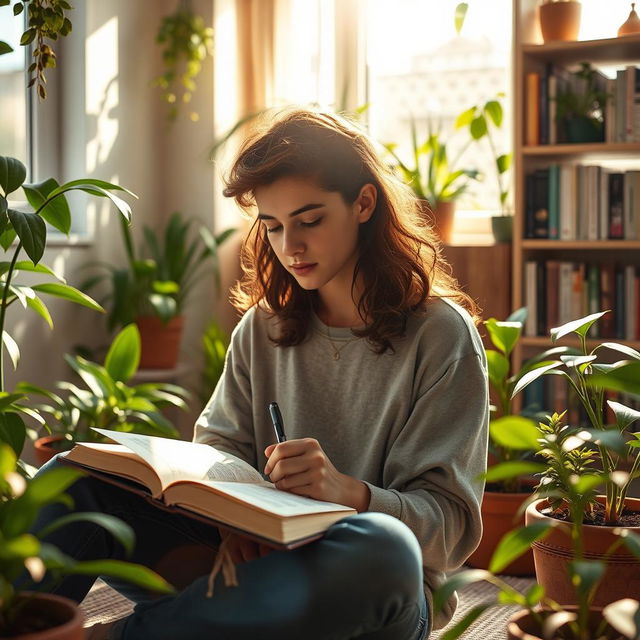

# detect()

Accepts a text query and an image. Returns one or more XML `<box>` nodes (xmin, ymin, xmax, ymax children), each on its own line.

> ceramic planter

<box><xmin>136</xmin><ymin>315</ymin><xmax>184</xmax><ymax>370</ymax></box>
<box><xmin>538</xmin><ymin>1</ymin><xmax>581</xmax><ymax>43</ymax></box>
<box><xmin>507</xmin><ymin>607</ymin><xmax>618</xmax><ymax>640</ymax></box>
<box><xmin>491</xmin><ymin>215</ymin><xmax>513</xmax><ymax>244</ymax></box>
<box><xmin>428</xmin><ymin>200</ymin><xmax>456</xmax><ymax>244</ymax></box>
<box><xmin>565</xmin><ymin>116</ymin><xmax>604</xmax><ymax>143</ymax></box>
<box><xmin>33</xmin><ymin>435</ymin><xmax>71</xmax><ymax>467</ymax></box>
<box><xmin>8</xmin><ymin>593</ymin><xmax>84</xmax><ymax>639</ymax></box>
<box><xmin>525</xmin><ymin>497</ymin><xmax>640</xmax><ymax>606</ymax></box>
<box><xmin>467</xmin><ymin>489</ymin><xmax>535</xmax><ymax>576</ymax></box>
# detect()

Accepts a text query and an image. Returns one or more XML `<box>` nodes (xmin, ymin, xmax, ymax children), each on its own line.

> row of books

<box><xmin>524</xmin><ymin>165</ymin><xmax>640</xmax><ymax>241</ymax></box>
<box><xmin>524</xmin><ymin>260</ymin><xmax>640</xmax><ymax>339</ymax></box>
<box><xmin>526</xmin><ymin>63</ymin><xmax>640</xmax><ymax>146</ymax></box>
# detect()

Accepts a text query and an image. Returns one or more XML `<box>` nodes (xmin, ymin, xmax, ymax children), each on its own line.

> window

<box><xmin>364</xmin><ymin>0</ymin><xmax>513</xmax><ymax>216</ymax></box>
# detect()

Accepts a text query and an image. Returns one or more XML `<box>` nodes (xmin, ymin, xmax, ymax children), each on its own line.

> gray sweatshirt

<box><xmin>194</xmin><ymin>297</ymin><xmax>489</xmax><ymax>629</ymax></box>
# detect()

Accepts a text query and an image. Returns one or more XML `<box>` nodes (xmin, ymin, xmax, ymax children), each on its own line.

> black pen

<box><xmin>268</xmin><ymin>402</ymin><xmax>287</xmax><ymax>443</ymax></box>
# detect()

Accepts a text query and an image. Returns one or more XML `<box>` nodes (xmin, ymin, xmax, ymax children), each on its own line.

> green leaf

<box><xmin>512</xmin><ymin>361</ymin><xmax>563</xmax><ymax>397</ymax></box>
<box><xmin>31</xmin><ymin>283</ymin><xmax>104</xmax><ymax>312</ymax></box>
<box><xmin>615</xmin><ymin>530</ymin><xmax>640</xmax><ymax>559</ymax></box>
<box><xmin>0</xmin><ymin>533</ymin><xmax>40</xmax><ymax>560</ymax></box>
<box><xmin>578</xmin><ymin>428</ymin><xmax>629</xmax><ymax>456</ymax></box>
<box><xmin>524</xmin><ymin>583</ymin><xmax>545</xmax><ymax>607</ymax></box>
<box><xmin>485</xmin><ymin>349</ymin><xmax>509</xmax><ymax>390</ymax></box>
<box><xmin>496</xmin><ymin>153</ymin><xmax>512</xmax><ymax>174</ymax></box>
<box><xmin>484</xmin><ymin>318</ymin><xmax>521</xmax><ymax>357</ymax></box>
<box><xmin>543</xmin><ymin>611</ymin><xmax>578</xmax><ymax>639</ymax></box>
<box><xmin>484</xmin><ymin>460</ymin><xmax>546</xmax><ymax>483</ymax></box>
<box><xmin>0</xmin><ymin>260</ymin><xmax>61</xmax><ymax>278</ymax></box>
<box><xmin>8</xmin><ymin>209</ymin><xmax>46</xmax><ymax>264</ymax></box>
<box><xmin>148</xmin><ymin>293</ymin><xmax>177</xmax><ymax>323</ymax></box>
<box><xmin>24</xmin><ymin>466</ymin><xmax>83</xmax><ymax>506</ymax></box>
<box><xmin>2</xmin><ymin>330</ymin><xmax>20</xmax><ymax>368</ymax></box>
<box><xmin>595</xmin><ymin>342</ymin><xmax>640</xmax><ymax>361</ymax></box>
<box><xmin>455</xmin><ymin>106</ymin><xmax>475</xmax><ymax>129</ymax></box>
<box><xmin>589</xmin><ymin>362</ymin><xmax>640</xmax><ymax>397</ymax></box>
<box><xmin>26</xmin><ymin>294</ymin><xmax>54</xmax><ymax>328</ymax></box>
<box><xmin>65</xmin><ymin>355</ymin><xmax>116</xmax><ymax>398</ymax></box>
<box><xmin>0</xmin><ymin>227</ymin><xmax>16</xmax><ymax>251</ymax></box>
<box><xmin>0</xmin><ymin>412</ymin><xmax>26</xmax><ymax>458</ymax></box>
<box><xmin>23</xmin><ymin>178</ymin><xmax>72</xmax><ymax>234</ymax></box>
<box><xmin>0</xmin><ymin>157</ymin><xmax>27</xmax><ymax>196</ymax></box>
<box><xmin>131</xmin><ymin>411</ymin><xmax>179</xmax><ymax>438</ymax></box>
<box><xmin>0</xmin><ymin>41</ymin><xmax>14</xmax><ymax>55</ymax></box>
<box><xmin>608</xmin><ymin>401</ymin><xmax>640</xmax><ymax>432</ymax></box>
<box><xmin>603</xmin><ymin>599</ymin><xmax>640</xmax><ymax>640</ymax></box>
<box><xmin>551</xmin><ymin>311</ymin><xmax>608</xmax><ymax>341</ymax></box>
<box><xmin>37</xmin><ymin>512</ymin><xmax>135</xmax><ymax>555</ymax></box>
<box><xmin>20</xmin><ymin>28</ymin><xmax>36</xmax><ymax>46</ymax></box>
<box><xmin>569</xmin><ymin>560</ymin><xmax>605</xmax><ymax>600</ymax></box>
<box><xmin>454</xmin><ymin>2</ymin><xmax>469</xmax><ymax>34</ymax></box>
<box><xmin>573</xmin><ymin>473</ymin><xmax>604</xmax><ymax>495</ymax></box>
<box><xmin>105</xmin><ymin>324</ymin><xmax>140</xmax><ymax>383</ymax></box>
<box><xmin>490</xmin><ymin>415</ymin><xmax>540</xmax><ymax>451</ymax></box>
<box><xmin>470</xmin><ymin>115</ymin><xmax>488</xmax><ymax>140</ymax></box>
<box><xmin>490</xmin><ymin>521</ymin><xmax>554</xmax><ymax>573</ymax></box>
<box><xmin>68</xmin><ymin>559</ymin><xmax>175</xmax><ymax>594</ymax></box>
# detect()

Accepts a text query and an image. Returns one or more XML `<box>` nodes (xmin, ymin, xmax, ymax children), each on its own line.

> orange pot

<box><xmin>467</xmin><ymin>489</ymin><xmax>536</xmax><ymax>576</ymax></box>
<box><xmin>10</xmin><ymin>592</ymin><xmax>84</xmax><ymax>639</ymax></box>
<box><xmin>507</xmin><ymin>607</ymin><xmax>615</xmax><ymax>640</ymax></box>
<box><xmin>525</xmin><ymin>496</ymin><xmax>640</xmax><ymax>606</ymax></box>
<box><xmin>34</xmin><ymin>435</ymin><xmax>71</xmax><ymax>467</ymax></box>
<box><xmin>538</xmin><ymin>1</ymin><xmax>581</xmax><ymax>43</ymax></box>
<box><xmin>136</xmin><ymin>315</ymin><xmax>184</xmax><ymax>370</ymax></box>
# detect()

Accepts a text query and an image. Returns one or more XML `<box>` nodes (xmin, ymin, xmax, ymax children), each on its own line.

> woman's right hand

<box><xmin>224</xmin><ymin>532</ymin><xmax>274</xmax><ymax>564</ymax></box>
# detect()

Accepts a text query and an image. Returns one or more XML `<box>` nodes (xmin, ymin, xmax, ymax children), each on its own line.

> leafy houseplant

<box><xmin>20</xmin><ymin>324</ymin><xmax>188</xmax><ymax>463</ymax></box>
<box><xmin>84</xmin><ymin>211</ymin><xmax>235</xmax><ymax>369</ymax></box>
<box><xmin>555</xmin><ymin>61</ymin><xmax>608</xmax><ymax>144</ymax></box>
<box><xmin>198</xmin><ymin>319</ymin><xmax>229</xmax><ymax>406</ymax></box>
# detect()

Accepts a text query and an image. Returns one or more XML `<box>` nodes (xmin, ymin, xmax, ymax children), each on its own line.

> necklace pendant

<box><xmin>333</xmin><ymin>352</ymin><xmax>340</xmax><ymax>361</ymax></box>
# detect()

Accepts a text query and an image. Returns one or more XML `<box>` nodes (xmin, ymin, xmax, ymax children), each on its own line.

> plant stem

<box><xmin>483</xmin><ymin>125</ymin><xmax>506</xmax><ymax>215</ymax></box>
<box><xmin>0</xmin><ymin>241</ymin><xmax>23</xmax><ymax>393</ymax></box>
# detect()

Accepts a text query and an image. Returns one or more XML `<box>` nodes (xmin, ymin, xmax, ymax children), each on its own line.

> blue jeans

<box><xmin>23</xmin><ymin>456</ymin><xmax>429</xmax><ymax>639</ymax></box>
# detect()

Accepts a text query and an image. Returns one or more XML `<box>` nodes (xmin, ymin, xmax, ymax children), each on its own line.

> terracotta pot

<box><xmin>526</xmin><ymin>496</ymin><xmax>640</xmax><ymax>606</ymax></box>
<box><xmin>467</xmin><ymin>488</ymin><xmax>536</xmax><ymax>576</ymax></box>
<box><xmin>33</xmin><ymin>435</ymin><xmax>72</xmax><ymax>467</ymax></box>
<box><xmin>135</xmin><ymin>315</ymin><xmax>184</xmax><ymax>370</ymax></box>
<box><xmin>423</xmin><ymin>200</ymin><xmax>455</xmax><ymax>244</ymax></box>
<box><xmin>9</xmin><ymin>592</ymin><xmax>84</xmax><ymax>639</ymax></box>
<box><xmin>507</xmin><ymin>607</ymin><xmax>617</xmax><ymax>640</ymax></box>
<box><xmin>538</xmin><ymin>1</ymin><xmax>581</xmax><ymax>43</ymax></box>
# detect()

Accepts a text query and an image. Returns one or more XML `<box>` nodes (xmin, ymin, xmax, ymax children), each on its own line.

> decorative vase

<box><xmin>507</xmin><ymin>607</ymin><xmax>613</xmax><ymax>640</ymax></box>
<box><xmin>538</xmin><ymin>1</ymin><xmax>581</xmax><ymax>43</ymax></box>
<box><xmin>467</xmin><ymin>488</ymin><xmax>535</xmax><ymax>576</ymax></box>
<box><xmin>33</xmin><ymin>435</ymin><xmax>71</xmax><ymax>466</ymax></box>
<box><xmin>525</xmin><ymin>496</ymin><xmax>640</xmax><ymax>607</ymax></box>
<box><xmin>491</xmin><ymin>215</ymin><xmax>513</xmax><ymax>244</ymax></box>
<box><xmin>135</xmin><ymin>315</ymin><xmax>184</xmax><ymax>370</ymax></box>
<box><xmin>10</xmin><ymin>593</ymin><xmax>84</xmax><ymax>639</ymax></box>
<box><xmin>618</xmin><ymin>2</ymin><xmax>640</xmax><ymax>36</ymax></box>
<box><xmin>425</xmin><ymin>200</ymin><xmax>456</xmax><ymax>244</ymax></box>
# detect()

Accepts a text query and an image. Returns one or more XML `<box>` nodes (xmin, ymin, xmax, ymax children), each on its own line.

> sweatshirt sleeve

<box><xmin>192</xmin><ymin>315</ymin><xmax>257</xmax><ymax>468</ymax></box>
<box><xmin>363</xmin><ymin>350</ymin><xmax>489</xmax><ymax>572</ymax></box>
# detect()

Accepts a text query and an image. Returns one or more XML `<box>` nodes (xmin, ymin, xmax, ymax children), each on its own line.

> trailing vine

<box><xmin>0</xmin><ymin>0</ymin><xmax>73</xmax><ymax>100</ymax></box>
<box><xmin>154</xmin><ymin>0</ymin><xmax>213</xmax><ymax>122</ymax></box>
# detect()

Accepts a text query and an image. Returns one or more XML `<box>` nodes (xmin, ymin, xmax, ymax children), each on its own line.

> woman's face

<box><xmin>254</xmin><ymin>176</ymin><xmax>376</xmax><ymax>297</ymax></box>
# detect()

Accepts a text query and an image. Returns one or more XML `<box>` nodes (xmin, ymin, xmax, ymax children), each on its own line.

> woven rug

<box><xmin>81</xmin><ymin>574</ymin><xmax>536</xmax><ymax>638</ymax></box>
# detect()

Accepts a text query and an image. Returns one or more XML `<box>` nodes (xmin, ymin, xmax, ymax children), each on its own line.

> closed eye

<box><xmin>265</xmin><ymin>225</ymin><xmax>282</xmax><ymax>234</ymax></box>
<box><xmin>301</xmin><ymin>217</ymin><xmax>322</xmax><ymax>228</ymax></box>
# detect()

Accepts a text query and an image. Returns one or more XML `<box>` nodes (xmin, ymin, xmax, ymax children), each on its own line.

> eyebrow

<box><xmin>257</xmin><ymin>203</ymin><xmax>324</xmax><ymax>221</ymax></box>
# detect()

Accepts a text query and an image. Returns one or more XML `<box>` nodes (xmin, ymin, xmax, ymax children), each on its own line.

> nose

<box><xmin>281</xmin><ymin>227</ymin><xmax>304</xmax><ymax>257</ymax></box>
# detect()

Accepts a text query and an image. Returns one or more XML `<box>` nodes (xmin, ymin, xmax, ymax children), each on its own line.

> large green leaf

<box><xmin>603</xmin><ymin>599</ymin><xmax>640</xmax><ymax>640</ymax></box>
<box><xmin>24</xmin><ymin>466</ymin><xmax>83</xmax><ymax>506</ymax></box>
<box><xmin>8</xmin><ymin>209</ymin><xmax>46</xmax><ymax>264</ymax></box>
<box><xmin>617</xmin><ymin>530</ymin><xmax>640</xmax><ymax>559</ymax></box>
<box><xmin>589</xmin><ymin>362</ymin><xmax>640</xmax><ymax>397</ymax></box>
<box><xmin>0</xmin><ymin>533</ymin><xmax>40</xmax><ymax>560</ymax></box>
<box><xmin>569</xmin><ymin>560</ymin><xmax>605</xmax><ymax>601</ymax></box>
<box><xmin>26</xmin><ymin>294</ymin><xmax>54</xmax><ymax>328</ymax></box>
<box><xmin>0</xmin><ymin>226</ymin><xmax>16</xmax><ymax>251</ymax></box>
<box><xmin>483</xmin><ymin>99</ymin><xmax>503</xmax><ymax>127</ymax></box>
<box><xmin>3</xmin><ymin>330</ymin><xmax>20</xmax><ymax>368</ymax></box>
<box><xmin>485</xmin><ymin>349</ymin><xmax>509</xmax><ymax>390</ymax></box>
<box><xmin>105</xmin><ymin>324</ymin><xmax>141</xmax><ymax>383</ymax></box>
<box><xmin>484</xmin><ymin>460</ymin><xmax>546</xmax><ymax>483</ymax></box>
<box><xmin>65</xmin><ymin>355</ymin><xmax>116</xmax><ymax>398</ymax></box>
<box><xmin>595</xmin><ymin>342</ymin><xmax>640</xmax><ymax>361</ymax></box>
<box><xmin>490</xmin><ymin>415</ymin><xmax>540</xmax><ymax>451</ymax></box>
<box><xmin>551</xmin><ymin>311</ymin><xmax>608</xmax><ymax>341</ymax></box>
<box><xmin>47</xmin><ymin>181</ymin><xmax>135</xmax><ymax>223</ymax></box>
<box><xmin>484</xmin><ymin>318</ymin><xmax>521</xmax><ymax>357</ymax></box>
<box><xmin>512</xmin><ymin>362</ymin><xmax>563</xmax><ymax>398</ymax></box>
<box><xmin>454</xmin><ymin>2</ymin><xmax>469</xmax><ymax>34</ymax></box>
<box><xmin>131</xmin><ymin>411</ymin><xmax>179</xmax><ymax>437</ymax></box>
<box><xmin>0</xmin><ymin>412</ymin><xmax>26</xmax><ymax>458</ymax></box>
<box><xmin>23</xmin><ymin>177</ymin><xmax>71</xmax><ymax>234</ymax></box>
<box><xmin>31</xmin><ymin>283</ymin><xmax>104</xmax><ymax>312</ymax></box>
<box><xmin>68</xmin><ymin>559</ymin><xmax>175</xmax><ymax>594</ymax></box>
<box><xmin>0</xmin><ymin>260</ymin><xmax>60</xmax><ymax>278</ymax></box>
<box><xmin>0</xmin><ymin>156</ymin><xmax>26</xmax><ymax>196</ymax></box>
<box><xmin>489</xmin><ymin>521</ymin><xmax>554</xmax><ymax>573</ymax></box>
<box><xmin>608</xmin><ymin>401</ymin><xmax>640</xmax><ymax>432</ymax></box>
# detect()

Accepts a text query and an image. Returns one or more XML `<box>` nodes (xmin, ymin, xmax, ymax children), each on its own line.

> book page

<box><xmin>92</xmin><ymin>429</ymin><xmax>264</xmax><ymax>490</ymax></box>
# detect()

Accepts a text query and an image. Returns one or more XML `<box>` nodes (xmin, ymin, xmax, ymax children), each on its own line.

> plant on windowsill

<box><xmin>20</xmin><ymin>324</ymin><xmax>188</xmax><ymax>465</ymax></box>
<box><xmin>83</xmin><ymin>211</ymin><xmax>235</xmax><ymax>370</ymax></box>
<box><xmin>0</xmin><ymin>156</ymin><xmax>175</xmax><ymax>637</ymax></box>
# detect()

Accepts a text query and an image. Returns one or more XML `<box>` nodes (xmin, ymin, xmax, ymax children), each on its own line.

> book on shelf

<box><xmin>61</xmin><ymin>429</ymin><xmax>357</xmax><ymax>548</ymax></box>
<box><xmin>526</xmin><ymin>71</ymin><xmax>540</xmax><ymax>146</ymax></box>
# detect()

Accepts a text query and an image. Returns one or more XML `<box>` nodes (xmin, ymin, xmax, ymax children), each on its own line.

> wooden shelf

<box><xmin>520</xmin><ymin>240</ymin><xmax>640</xmax><ymax>250</ymax></box>
<box><xmin>521</xmin><ymin>336</ymin><xmax>640</xmax><ymax>350</ymax></box>
<box><xmin>522</xmin><ymin>34</ymin><xmax>640</xmax><ymax>66</ymax></box>
<box><xmin>523</xmin><ymin>142</ymin><xmax>640</xmax><ymax>157</ymax></box>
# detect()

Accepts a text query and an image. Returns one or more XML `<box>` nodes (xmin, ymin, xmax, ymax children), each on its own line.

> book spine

<box><xmin>609</xmin><ymin>172</ymin><xmax>625</xmax><ymax>239</ymax></box>
<box><xmin>587</xmin><ymin>263</ymin><xmax>600</xmax><ymax>336</ymax></box>
<box><xmin>546</xmin><ymin>260</ymin><xmax>560</xmax><ymax>331</ymax></box>
<box><xmin>536</xmin><ymin>261</ymin><xmax>547</xmax><ymax>336</ymax></box>
<box><xmin>532</xmin><ymin>168</ymin><xmax>550</xmax><ymax>238</ymax></box>
<box><xmin>605</xmin><ymin>77</ymin><xmax>616</xmax><ymax>144</ymax></box>
<box><xmin>624</xmin><ymin>171</ymin><xmax>636</xmax><ymax>240</ymax></box>
<box><xmin>524</xmin><ymin>172</ymin><xmax>536</xmax><ymax>239</ymax></box>
<box><xmin>548</xmin><ymin>74</ymin><xmax>558</xmax><ymax>145</ymax></box>
<box><xmin>540</xmin><ymin>64</ymin><xmax>551</xmax><ymax>145</ymax></box>
<box><xmin>616</xmin><ymin>70</ymin><xmax>626</xmax><ymax>143</ymax></box>
<box><xmin>525</xmin><ymin>261</ymin><xmax>537</xmax><ymax>337</ymax></box>
<box><xmin>526</xmin><ymin>72</ymin><xmax>540</xmax><ymax>146</ymax></box>
<box><xmin>560</xmin><ymin>164</ymin><xmax>575</xmax><ymax>241</ymax></box>
<box><xmin>548</xmin><ymin>164</ymin><xmax>560</xmax><ymax>239</ymax></box>
<box><xmin>599</xmin><ymin>168</ymin><xmax>609</xmax><ymax>240</ymax></box>
<box><xmin>615</xmin><ymin>266</ymin><xmax>625</xmax><ymax>338</ymax></box>
<box><xmin>625</xmin><ymin>264</ymin><xmax>637</xmax><ymax>340</ymax></box>
<box><xmin>626</xmin><ymin>65</ymin><xmax>635</xmax><ymax>142</ymax></box>
<box><xmin>559</xmin><ymin>262</ymin><xmax>574</xmax><ymax>326</ymax></box>
<box><xmin>586</xmin><ymin>166</ymin><xmax>600</xmax><ymax>241</ymax></box>
<box><xmin>633</xmin><ymin>68</ymin><xmax>640</xmax><ymax>142</ymax></box>
<box><xmin>600</xmin><ymin>263</ymin><xmax>616</xmax><ymax>338</ymax></box>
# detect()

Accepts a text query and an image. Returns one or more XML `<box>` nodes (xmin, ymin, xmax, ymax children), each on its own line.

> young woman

<box><xmin>29</xmin><ymin>109</ymin><xmax>488</xmax><ymax>640</ymax></box>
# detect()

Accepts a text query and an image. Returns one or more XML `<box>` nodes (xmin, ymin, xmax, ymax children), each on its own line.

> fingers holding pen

<box><xmin>263</xmin><ymin>438</ymin><xmax>318</xmax><ymax>476</ymax></box>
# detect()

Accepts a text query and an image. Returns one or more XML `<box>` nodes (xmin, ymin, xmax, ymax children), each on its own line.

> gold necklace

<box><xmin>314</xmin><ymin>326</ymin><xmax>359</xmax><ymax>361</ymax></box>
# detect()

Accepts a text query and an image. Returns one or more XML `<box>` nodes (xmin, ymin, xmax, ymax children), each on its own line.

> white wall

<box><xmin>6</xmin><ymin>0</ymin><xmax>224</xmax><ymax>446</ymax></box>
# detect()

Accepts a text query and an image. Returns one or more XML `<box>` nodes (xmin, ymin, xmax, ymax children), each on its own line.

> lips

<box><xmin>290</xmin><ymin>262</ymin><xmax>317</xmax><ymax>276</ymax></box>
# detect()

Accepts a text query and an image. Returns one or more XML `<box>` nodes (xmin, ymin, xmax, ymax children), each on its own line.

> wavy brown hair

<box><xmin>223</xmin><ymin>108</ymin><xmax>479</xmax><ymax>353</ymax></box>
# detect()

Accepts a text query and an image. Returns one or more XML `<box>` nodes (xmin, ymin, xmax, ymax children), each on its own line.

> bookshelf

<box><xmin>513</xmin><ymin>1</ymin><xmax>640</xmax><ymax>375</ymax></box>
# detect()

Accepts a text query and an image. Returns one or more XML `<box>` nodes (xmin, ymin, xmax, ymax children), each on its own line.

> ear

<box><xmin>354</xmin><ymin>183</ymin><xmax>377</xmax><ymax>223</ymax></box>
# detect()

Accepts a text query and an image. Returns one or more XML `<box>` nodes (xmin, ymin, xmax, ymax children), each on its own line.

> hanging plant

<box><xmin>154</xmin><ymin>0</ymin><xmax>214</xmax><ymax>122</ymax></box>
<box><xmin>0</xmin><ymin>0</ymin><xmax>73</xmax><ymax>100</ymax></box>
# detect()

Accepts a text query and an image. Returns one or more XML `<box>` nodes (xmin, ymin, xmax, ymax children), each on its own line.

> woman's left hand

<box><xmin>264</xmin><ymin>438</ymin><xmax>370</xmax><ymax>512</ymax></box>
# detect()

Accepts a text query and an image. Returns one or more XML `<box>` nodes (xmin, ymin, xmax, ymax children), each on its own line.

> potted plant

<box><xmin>555</xmin><ymin>62</ymin><xmax>609</xmax><ymax>144</ymax></box>
<box><xmin>198</xmin><ymin>319</ymin><xmax>229</xmax><ymax>406</ymax></box>
<box><xmin>434</xmin><ymin>409</ymin><xmax>640</xmax><ymax>640</ymax></box>
<box><xmin>455</xmin><ymin>94</ymin><xmax>513</xmax><ymax>243</ymax></box>
<box><xmin>21</xmin><ymin>324</ymin><xmax>189</xmax><ymax>465</ymax></box>
<box><xmin>83</xmin><ymin>212</ymin><xmax>235</xmax><ymax>369</ymax></box>
<box><xmin>383</xmin><ymin>116</ymin><xmax>480</xmax><ymax>244</ymax></box>
<box><xmin>538</xmin><ymin>0</ymin><xmax>582</xmax><ymax>43</ymax></box>
<box><xmin>508</xmin><ymin>311</ymin><xmax>640</xmax><ymax>605</ymax></box>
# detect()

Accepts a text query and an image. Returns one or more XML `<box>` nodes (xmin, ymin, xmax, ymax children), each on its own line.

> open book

<box><xmin>61</xmin><ymin>429</ymin><xmax>356</xmax><ymax>548</ymax></box>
